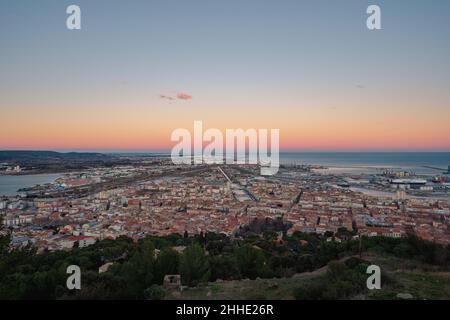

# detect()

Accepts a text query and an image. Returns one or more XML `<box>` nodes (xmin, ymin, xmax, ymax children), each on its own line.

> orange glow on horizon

<box><xmin>2</xmin><ymin>100</ymin><xmax>450</xmax><ymax>151</ymax></box>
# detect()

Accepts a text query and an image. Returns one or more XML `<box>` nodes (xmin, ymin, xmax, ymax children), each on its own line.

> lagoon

<box><xmin>0</xmin><ymin>173</ymin><xmax>62</xmax><ymax>196</ymax></box>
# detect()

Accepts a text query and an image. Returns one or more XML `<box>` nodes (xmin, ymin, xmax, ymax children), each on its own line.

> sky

<box><xmin>1</xmin><ymin>0</ymin><xmax>450</xmax><ymax>152</ymax></box>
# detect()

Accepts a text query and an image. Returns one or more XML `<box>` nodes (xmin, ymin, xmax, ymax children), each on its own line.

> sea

<box><xmin>0</xmin><ymin>152</ymin><xmax>449</xmax><ymax>196</ymax></box>
<box><xmin>280</xmin><ymin>152</ymin><xmax>450</xmax><ymax>175</ymax></box>
<box><xmin>0</xmin><ymin>173</ymin><xmax>62</xmax><ymax>197</ymax></box>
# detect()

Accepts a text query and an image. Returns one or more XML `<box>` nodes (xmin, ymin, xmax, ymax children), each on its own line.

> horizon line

<box><xmin>2</xmin><ymin>149</ymin><xmax>450</xmax><ymax>154</ymax></box>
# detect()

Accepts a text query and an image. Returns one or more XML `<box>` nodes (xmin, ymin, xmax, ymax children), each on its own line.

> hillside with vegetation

<box><xmin>0</xmin><ymin>227</ymin><xmax>449</xmax><ymax>300</ymax></box>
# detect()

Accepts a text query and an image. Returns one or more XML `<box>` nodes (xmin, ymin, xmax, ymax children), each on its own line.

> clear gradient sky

<box><xmin>1</xmin><ymin>0</ymin><xmax>450</xmax><ymax>152</ymax></box>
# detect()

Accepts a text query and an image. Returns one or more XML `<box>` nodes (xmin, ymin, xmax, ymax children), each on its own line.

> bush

<box><xmin>144</xmin><ymin>285</ymin><xmax>166</xmax><ymax>300</ymax></box>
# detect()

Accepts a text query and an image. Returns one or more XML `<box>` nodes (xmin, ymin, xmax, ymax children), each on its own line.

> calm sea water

<box><xmin>281</xmin><ymin>152</ymin><xmax>450</xmax><ymax>174</ymax></box>
<box><xmin>0</xmin><ymin>173</ymin><xmax>61</xmax><ymax>196</ymax></box>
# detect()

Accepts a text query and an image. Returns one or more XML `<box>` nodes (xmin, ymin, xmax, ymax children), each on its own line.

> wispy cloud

<box><xmin>159</xmin><ymin>92</ymin><xmax>193</xmax><ymax>102</ymax></box>
<box><xmin>159</xmin><ymin>95</ymin><xmax>175</xmax><ymax>101</ymax></box>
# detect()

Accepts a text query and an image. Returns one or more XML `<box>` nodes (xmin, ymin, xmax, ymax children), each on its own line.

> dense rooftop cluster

<box><xmin>1</xmin><ymin>163</ymin><xmax>450</xmax><ymax>251</ymax></box>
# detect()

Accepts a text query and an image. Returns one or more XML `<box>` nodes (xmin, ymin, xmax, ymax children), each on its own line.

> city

<box><xmin>2</xmin><ymin>156</ymin><xmax>450</xmax><ymax>251</ymax></box>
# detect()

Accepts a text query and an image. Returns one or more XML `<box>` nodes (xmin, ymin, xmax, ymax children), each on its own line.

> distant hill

<box><xmin>0</xmin><ymin>150</ymin><xmax>109</xmax><ymax>161</ymax></box>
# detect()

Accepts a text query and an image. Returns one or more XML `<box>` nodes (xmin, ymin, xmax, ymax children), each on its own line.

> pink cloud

<box><xmin>176</xmin><ymin>92</ymin><xmax>193</xmax><ymax>100</ymax></box>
